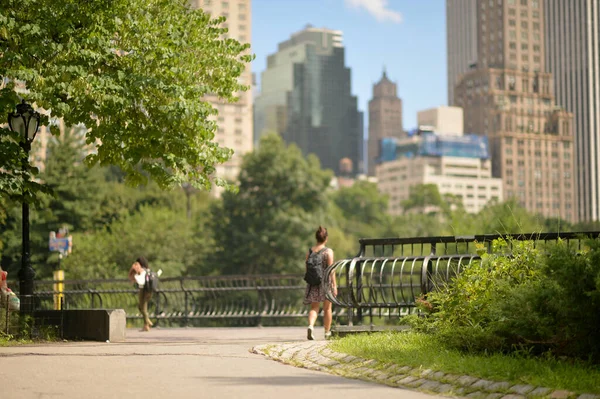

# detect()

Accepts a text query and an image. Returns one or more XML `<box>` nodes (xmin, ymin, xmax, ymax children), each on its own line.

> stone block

<box><xmin>34</xmin><ymin>309</ymin><xmax>126</xmax><ymax>342</ymax></box>
<box><xmin>509</xmin><ymin>384</ymin><xmax>535</xmax><ymax>395</ymax></box>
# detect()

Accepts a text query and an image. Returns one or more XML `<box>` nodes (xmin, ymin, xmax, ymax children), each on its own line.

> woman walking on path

<box><xmin>303</xmin><ymin>226</ymin><xmax>337</xmax><ymax>340</ymax></box>
<box><xmin>128</xmin><ymin>256</ymin><xmax>153</xmax><ymax>332</ymax></box>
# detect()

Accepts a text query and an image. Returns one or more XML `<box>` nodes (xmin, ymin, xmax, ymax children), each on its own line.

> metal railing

<box><xmin>4</xmin><ymin>231</ymin><xmax>599</xmax><ymax>328</ymax></box>
<box><xmin>7</xmin><ymin>274</ymin><xmax>350</xmax><ymax>327</ymax></box>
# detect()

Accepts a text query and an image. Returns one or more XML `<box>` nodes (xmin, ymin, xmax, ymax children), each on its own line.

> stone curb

<box><xmin>250</xmin><ymin>342</ymin><xmax>599</xmax><ymax>399</ymax></box>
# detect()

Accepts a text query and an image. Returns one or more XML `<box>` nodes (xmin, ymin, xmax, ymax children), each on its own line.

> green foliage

<box><xmin>476</xmin><ymin>199</ymin><xmax>546</xmax><ymax>234</ymax></box>
<box><xmin>419</xmin><ymin>238</ymin><xmax>541</xmax><ymax>329</ymax></box>
<box><xmin>328</xmin><ymin>179</ymin><xmax>392</xmax><ymax>257</ymax></box>
<box><xmin>209</xmin><ymin>133</ymin><xmax>333</xmax><ymax>275</ymax></box>
<box><xmin>487</xmin><ymin>239</ymin><xmax>600</xmax><ymax>360</ymax></box>
<box><xmin>401</xmin><ymin>184</ymin><xmax>446</xmax><ymax>214</ymax></box>
<box><xmin>412</xmin><ymin>237</ymin><xmax>600</xmax><ymax>362</ymax></box>
<box><xmin>1</xmin><ymin>0</ymin><xmax>252</xmax><ymax>199</ymax></box>
<box><xmin>61</xmin><ymin>204</ymin><xmax>206</xmax><ymax>279</ymax></box>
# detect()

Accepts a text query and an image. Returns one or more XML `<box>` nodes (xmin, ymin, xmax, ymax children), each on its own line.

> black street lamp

<box><xmin>8</xmin><ymin>99</ymin><xmax>41</xmax><ymax>313</ymax></box>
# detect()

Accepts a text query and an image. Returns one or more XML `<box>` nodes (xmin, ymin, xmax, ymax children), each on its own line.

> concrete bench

<box><xmin>34</xmin><ymin>309</ymin><xmax>126</xmax><ymax>342</ymax></box>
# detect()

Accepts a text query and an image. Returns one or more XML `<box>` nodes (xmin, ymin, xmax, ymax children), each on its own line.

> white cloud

<box><xmin>345</xmin><ymin>0</ymin><xmax>403</xmax><ymax>23</ymax></box>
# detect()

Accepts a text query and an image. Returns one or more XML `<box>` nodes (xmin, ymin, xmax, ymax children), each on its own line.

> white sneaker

<box><xmin>307</xmin><ymin>326</ymin><xmax>314</xmax><ymax>340</ymax></box>
<box><xmin>324</xmin><ymin>331</ymin><xmax>332</xmax><ymax>340</ymax></box>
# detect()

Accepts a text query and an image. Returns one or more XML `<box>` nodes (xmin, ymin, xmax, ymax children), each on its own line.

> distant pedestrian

<box><xmin>128</xmin><ymin>256</ymin><xmax>153</xmax><ymax>331</ymax></box>
<box><xmin>303</xmin><ymin>226</ymin><xmax>337</xmax><ymax>340</ymax></box>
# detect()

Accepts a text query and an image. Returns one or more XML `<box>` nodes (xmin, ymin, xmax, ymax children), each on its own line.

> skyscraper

<box><xmin>367</xmin><ymin>70</ymin><xmax>403</xmax><ymax>176</ymax></box>
<box><xmin>446</xmin><ymin>0</ymin><xmax>478</xmax><ymax>106</ymax></box>
<box><xmin>254</xmin><ymin>26</ymin><xmax>363</xmax><ymax>176</ymax></box>
<box><xmin>452</xmin><ymin>0</ymin><xmax>576</xmax><ymax>222</ymax></box>
<box><xmin>544</xmin><ymin>0</ymin><xmax>600</xmax><ymax>221</ymax></box>
<box><xmin>190</xmin><ymin>0</ymin><xmax>253</xmax><ymax>183</ymax></box>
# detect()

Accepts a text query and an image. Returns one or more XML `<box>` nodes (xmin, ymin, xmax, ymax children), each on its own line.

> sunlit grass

<box><xmin>331</xmin><ymin>331</ymin><xmax>600</xmax><ymax>394</ymax></box>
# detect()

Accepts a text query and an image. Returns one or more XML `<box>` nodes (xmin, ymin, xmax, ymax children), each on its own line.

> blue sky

<box><xmin>251</xmin><ymin>0</ymin><xmax>447</xmax><ymax>130</ymax></box>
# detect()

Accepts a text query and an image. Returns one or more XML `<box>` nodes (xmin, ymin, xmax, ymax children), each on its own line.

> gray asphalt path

<box><xmin>1</xmin><ymin>327</ymin><xmax>444</xmax><ymax>399</ymax></box>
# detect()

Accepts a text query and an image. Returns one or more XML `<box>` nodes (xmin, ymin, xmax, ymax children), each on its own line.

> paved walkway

<box><xmin>253</xmin><ymin>340</ymin><xmax>600</xmax><ymax>399</ymax></box>
<box><xmin>0</xmin><ymin>327</ymin><xmax>442</xmax><ymax>399</ymax></box>
<box><xmin>2</xmin><ymin>327</ymin><xmax>598</xmax><ymax>399</ymax></box>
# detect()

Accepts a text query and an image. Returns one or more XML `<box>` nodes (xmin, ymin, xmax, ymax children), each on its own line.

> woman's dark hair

<box><xmin>315</xmin><ymin>226</ymin><xmax>328</xmax><ymax>243</ymax></box>
<box><xmin>136</xmin><ymin>256</ymin><xmax>149</xmax><ymax>269</ymax></box>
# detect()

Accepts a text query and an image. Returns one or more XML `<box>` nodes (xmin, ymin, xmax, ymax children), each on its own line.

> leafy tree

<box><xmin>1</xmin><ymin>0</ymin><xmax>252</xmax><ymax>200</ymax></box>
<box><xmin>39</xmin><ymin>127</ymin><xmax>106</xmax><ymax>232</ymax></box>
<box><xmin>476</xmin><ymin>199</ymin><xmax>545</xmax><ymax>234</ymax></box>
<box><xmin>61</xmin><ymin>202</ymin><xmax>211</xmax><ymax>280</ymax></box>
<box><xmin>401</xmin><ymin>184</ymin><xmax>448</xmax><ymax>215</ymax></box>
<box><xmin>331</xmin><ymin>180</ymin><xmax>390</xmax><ymax>238</ymax></box>
<box><xmin>208</xmin><ymin>134</ymin><xmax>333</xmax><ymax>275</ymax></box>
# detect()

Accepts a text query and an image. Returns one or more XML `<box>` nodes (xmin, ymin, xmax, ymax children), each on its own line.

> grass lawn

<box><xmin>330</xmin><ymin>331</ymin><xmax>600</xmax><ymax>395</ymax></box>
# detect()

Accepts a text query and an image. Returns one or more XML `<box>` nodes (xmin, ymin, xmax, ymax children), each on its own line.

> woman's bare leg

<box><xmin>308</xmin><ymin>302</ymin><xmax>320</xmax><ymax>326</ymax></box>
<box><xmin>323</xmin><ymin>300</ymin><xmax>332</xmax><ymax>332</ymax></box>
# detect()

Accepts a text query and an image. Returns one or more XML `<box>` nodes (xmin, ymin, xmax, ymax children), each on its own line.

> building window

<box><xmin>508</xmin><ymin>75</ymin><xmax>516</xmax><ymax>90</ymax></box>
<box><xmin>509</xmin><ymin>19</ymin><xmax>516</xmax><ymax>26</ymax></box>
<box><xmin>221</xmin><ymin>1</ymin><xmax>228</xmax><ymax>7</ymax></box>
<box><xmin>510</xmin><ymin>42</ymin><xmax>517</xmax><ymax>49</ymax></box>
<box><xmin>520</xmin><ymin>0</ymin><xmax>527</xmax><ymax>5</ymax></box>
<box><xmin>532</xmin><ymin>0</ymin><xmax>539</xmax><ymax>7</ymax></box>
<box><xmin>521</xmin><ymin>31</ymin><xmax>528</xmax><ymax>40</ymax></box>
<box><xmin>509</xmin><ymin>30</ymin><xmax>517</xmax><ymax>39</ymax></box>
<box><xmin>521</xmin><ymin>43</ymin><xmax>528</xmax><ymax>50</ymax></box>
<box><xmin>509</xmin><ymin>8</ymin><xmax>516</xmax><ymax>15</ymax></box>
<box><xmin>239</xmin><ymin>14</ymin><xmax>246</xmax><ymax>20</ymax></box>
<box><xmin>521</xmin><ymin>10</ymin><xmax>528</xmax><ymax>17</ymax></box>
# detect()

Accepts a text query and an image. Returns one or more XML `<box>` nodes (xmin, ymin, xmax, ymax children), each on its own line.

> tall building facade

<box><xmin>544</xmin><ymin>0</ymin><xmax>600</xmax><ymax>221</ymax></box>
<box><xmin>367</xmin><ymin>70</ymin><xmax>403</xmax><ymax>176</ymax></box>
<box><xmin>254</xmin><ymin>26</ymin><xmax>363</xmax><ymax>176</ymax></box>
<box><xmin>191</xmin><ymin>0</ymin><xmax>253</xmax><ymax>182</ymax></box>
<box><xmin>446</xmin><ymin>0</ymin><xmax>478</xmax><ymax>105</ymax></box>
<box><xmin>453</xmin><ymin>0</ymin><xmax>576</xmax><ymax>222</ymax></box>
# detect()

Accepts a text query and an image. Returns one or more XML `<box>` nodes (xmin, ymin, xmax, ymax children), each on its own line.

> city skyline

<box><xmin>251</xmin><ymin>0</ymin><xmax>447</xmax><ymax>131</ymax></box>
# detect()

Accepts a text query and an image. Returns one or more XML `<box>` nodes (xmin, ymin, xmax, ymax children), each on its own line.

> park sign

<box><xmin>49</xmin><ymin>231</ymin><xmax>72</xmax><ymax>255</ymax></box>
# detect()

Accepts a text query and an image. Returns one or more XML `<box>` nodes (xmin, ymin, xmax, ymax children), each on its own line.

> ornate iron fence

<box><xmin>4</xmin><ymin>231</ymin><xmax>599</xmax><ymax>328</ymax></box>
<box><xmin>9</xmin><ymin>274</ymin><xmax>351</xmax><ymax>327</ymax></box>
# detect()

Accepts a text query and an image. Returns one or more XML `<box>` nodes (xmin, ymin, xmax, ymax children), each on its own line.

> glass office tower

<box><xmin>254</xmin><ymin>26</ymin><xmax>363</xmax><ymax>175</ymax></box>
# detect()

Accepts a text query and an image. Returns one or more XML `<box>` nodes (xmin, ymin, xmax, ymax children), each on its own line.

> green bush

<box><xmin>411</xmin><ymin>237</ymin><xmax>600</xmax><ymax>362</ymax></box>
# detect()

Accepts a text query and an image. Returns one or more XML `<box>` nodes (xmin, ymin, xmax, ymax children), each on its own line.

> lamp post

<box><xmin>8</xmin><ymin>99</ymin><xmax>41</xmax><ymax>313</ymax></box>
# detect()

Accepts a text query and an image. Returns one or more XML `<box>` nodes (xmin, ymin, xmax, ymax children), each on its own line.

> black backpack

<box><xmin>143</xmin><ymin>269</ymin><xmax>159</xmax><ymax>293</ymax></box>
<box><xmin>304</xmin><ymin>247</ymin><xmax>327</xmax><ymax>286</ymax></box>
